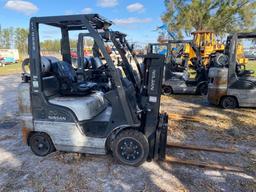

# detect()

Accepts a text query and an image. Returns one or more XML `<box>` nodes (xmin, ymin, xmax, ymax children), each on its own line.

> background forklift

<box><xmin>18</xmin><ymin>14</ymin><xmax>168</xmax><ymax>166</ymax></box>
<box><xmin>148</xmin><ymin>40</ymin><xmax>208</xmax><ymax>95</ymax></box>
<box><xmin>77</xmin><ymin>31</ymin><xmax>143</xmax><ymax>93</ymax></box>
<box><xmin>208</xmin><ymin>33</ymin><xmax>256</xmax><ymax>109</ymax></box>
<box><xmin>192</xmin><ymin>30</ymin><xmax>248</xmax><ymax>66</ymax></box>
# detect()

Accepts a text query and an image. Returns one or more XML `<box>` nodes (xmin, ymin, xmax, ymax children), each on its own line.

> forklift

<box><xmin>18</xmin><ymin>14</ymin><xmax>168</xmax><ymax>166</ymax></box>
<box><xmin>208</xmin><ymin>33</ymin><xmax>256</xmax><ymax>109</ymax></box>
<box><xmin>76</xmin><ymin>31</ymin><xmax>143</xmax><ymax>94</ymax></box>
<box><xmin>148</xmin><ymin>41</ymin><xmax>208</xmax><ymax>96</ymax></box>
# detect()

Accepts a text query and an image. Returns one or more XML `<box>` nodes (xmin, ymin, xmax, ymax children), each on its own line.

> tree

<box><xmin>40</xmin><ymin>39</ymin><xmax>61</xmax><ymax>52</ymax></box>
<box><xmin>0</xmin><ymin>27</ymin><xmax>14</xmax><ymax>49</ymax></box>
<box><xmin>70</xmin><ymin>39</ymin><xmax>77</xmax><ymax>49</ymax></box>
<box><xmin>84</xmin><ymin>38</ymin><xmax>93</xmax><ymax>47</ymax></box>
<box><xmin>162</xmin><ymin>0</ymin><xmax>256</xmax><ymax>37</ymax></box>
<box><xmin>14</xmin><ymin>28</ymin><xmax>29</xmax><ymax>58</ymax></box>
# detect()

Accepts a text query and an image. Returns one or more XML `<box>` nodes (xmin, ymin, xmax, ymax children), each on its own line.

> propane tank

<box><xmin>18</xmin><ymin>58</ymin><xmax>33</xmax><ymax>130</ymax></box>
<box><xmin>18</xmin><ymin>82</ymin><xmax>31</xmax><ymax>115</ymax></box>
<box><xmin>18</xmin><ymin>82</ymin><xmax>33</xmax><ymax>129</ymax></box>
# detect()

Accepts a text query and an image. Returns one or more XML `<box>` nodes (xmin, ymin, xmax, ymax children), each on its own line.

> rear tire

<box><xmin>29</xmin><ymin>132</ymin><xmax>55</xmax><ymax>156</ymax></box>
<box><xmin>220</xmin><ymin>96</ymin><xmax>238</xmax><ymax>109</ymax></box>
<box><xmin>112</xmin><ymin>130</ymin><xmax>149</xmax><ymax>167</ymax></box>
<box><xmin>162</xmin><ymin>86</ymin><xmax>173</xmax><ymax>96</ymax></box>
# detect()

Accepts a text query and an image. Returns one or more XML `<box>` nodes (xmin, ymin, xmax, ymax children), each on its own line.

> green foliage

<box><xmin>40</xmin><ymin>39</ymin><xmax>61</xmax><ymax>52</ymax></box>
<box><xmin>0</xmin><ymin>62</ymin><xmax>22</xmax><ymax>75</ymax></box>
<box><xmin>39</xmin><ymin>38</ymin><xmax>93</xmax><ymax>52</ymax></box>
<box><xmin>70</xmin><ymin>39</ymin><xmax>77</xmax><ymax>49</ymax></box>
<box><xmin>162</xmin><ymin>0</ymin><xmax>256</xmax><ymax>37</ymax></box>
<box><xmin>14</xmin><ymin>28</ymin><xmax>29</xmax><ymax>57</ymax></box>
<box><xmin>0</xmin><ymin>27</ymin><xmax>14</xmax><ymax>49</ymax></box>
<box><xmin>246</xmin><ymin>60</ymin><xmax>256</xmax><ymax>77</ymax></box>
<box><xmin>84</xmin><ymin>38</ymin><xmax>94</xmax><ymax>47</ymax></box>
<box><xmin>0</xmin><ymin>26</ymin><xmax>28</xmax><ymax>58</ymax></box>
<box><xmin>0</xmin><ymin>26</ymin><xmax>94</xmax><ymax>56</ymax></box>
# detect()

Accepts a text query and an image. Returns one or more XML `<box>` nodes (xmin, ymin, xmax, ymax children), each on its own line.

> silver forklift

<box><xmin>148</xmin><ymin>41</ymin><xmax>208</xmax><ymax>96</ymax></box>
<box><xmin>208</xmin><ymin>33</ymin><xmax>256</xmax><ymax>109</ymax></box>
<box><xmin>18</xmin><ymin>14</ymin><xmax>168</xmax><ymax>166</ymax></box>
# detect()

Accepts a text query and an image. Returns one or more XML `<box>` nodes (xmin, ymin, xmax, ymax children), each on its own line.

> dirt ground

<box><xmin>0</xmin><ymin>74</ymin><xmax>255</xmax><ymax>192</ymax></box>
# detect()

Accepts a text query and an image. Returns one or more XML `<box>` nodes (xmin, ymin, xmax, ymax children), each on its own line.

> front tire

<box><xmin>113</xmin><ymin>130</ymin><xmax>149</xmax><ymax>167</ymax></box>
<box><xmin>197</xmin><ymin>83</ymin><xmax>208</xmax><ymax>96</ymax></box>
<box><xmin>220</xmin><ymin>96</ymin><xmax>238</xmax><ymax>109</ymax></box>
<box><xmin>29</xmin><ymin>132</ymin><xmax>55</xmax><ymax>156</ymax></box>
<box><xmin>162</xmin><ymin>86</ymin><xmax>173</xmax><ymax>96</ymax></box>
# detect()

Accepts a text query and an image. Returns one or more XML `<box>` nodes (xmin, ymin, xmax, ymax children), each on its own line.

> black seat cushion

<box><xmin>52</xmin><ymin>61</ymin><xmax>96</xmax><ymax>96</ymax></box>
<box><xmin>78</xmin><ymin>82</ymin><xmax>97</xmax><ymax>92</ymax></box>
<box><xmin>52</xmin><ymin>61</ymin><xmax>77</xmax><ymax>82</ymax></box>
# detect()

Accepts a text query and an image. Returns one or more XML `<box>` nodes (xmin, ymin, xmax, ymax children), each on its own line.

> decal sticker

<box><xmin>33</xmin><ymin>80</ymin><xmax>39</xmax><ymax>88</ymax></box>
<box><xmin>149</xmin><ymin>96</ymin><xmax>157</xmax><ymax>103</ymax></box>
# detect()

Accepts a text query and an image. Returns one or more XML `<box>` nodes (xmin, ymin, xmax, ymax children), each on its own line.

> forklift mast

<box><xmin>109</xmin><ymin>31</ymin><xmax>141</xmax><ymax>92</ymax></box>
<box><xmin>110</xmin><ymin>33</ymin><xmax>167</xmax><ymax>159</ymax></box>
<box><xmin>76</xmin><ymin>29</ymin><xmax>167</xmax><ymax>160</ymax></box>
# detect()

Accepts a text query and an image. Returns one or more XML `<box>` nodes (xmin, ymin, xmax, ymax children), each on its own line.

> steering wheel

<box><xmin>236</xmin><ymin>63</ymin><xmax>255</xmax><ymax>76</ymax></box>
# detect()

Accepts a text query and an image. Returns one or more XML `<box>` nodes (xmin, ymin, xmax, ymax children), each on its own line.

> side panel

<box><xmin>34</xmin><ymin>121</ymin><xmax>107</xmax><ymax>155</ymax></box>
<box><xmin>164</xmin><ymin>79</ymin><xmax>196</xmax><ymax>94</ymax></box>
<box><xmin>227</xmin><ymin>89</ymin><xmax>256</xmax><ymax>107</ymax></box>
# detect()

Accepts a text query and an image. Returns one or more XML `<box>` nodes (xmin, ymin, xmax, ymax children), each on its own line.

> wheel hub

<box><xmin>31</xmin><ymin>135</ymin><xmax>50</xmax><ymax>155</ymax></box>
<box><xmin>163</xmin><ymin>86</ymin><xmax>172</xmax><ymax>95</ymax></box>
<box><xmin>119</xmin><ymin>139</ymin><xmax>142</xmax><ymax>161</ymax></box>
<box><xmin>224</xmin><ymin>98</ymin><xmax>235</xmax><ymax>108</ymax></box>
<box><xmin>38</xmin><ymin>143</ymin><xmax>44</xmax><ymax>148</ymax></box>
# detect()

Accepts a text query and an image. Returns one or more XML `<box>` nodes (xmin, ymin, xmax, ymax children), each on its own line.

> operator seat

<box><xmin>82</xmin><ymin>57</ymin><xmax>110</xmax><ymax>92</ymax></box>
<box><xmin>83</xmin><ymin>57</ymin><xmax>104</xmax><ymax>69</ymax></box>
<box><xmin>51</xmin><ymin>61</ymin><xmax>97</xmax><ymax>96</ymax></box>
<box><xmin>41</xmin><ymin>57</ymin><xmax>107</xmax><ymax>121</ymax></box>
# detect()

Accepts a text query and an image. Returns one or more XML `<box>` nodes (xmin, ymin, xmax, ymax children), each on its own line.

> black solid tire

<box><xmin>113</xmin><ymin>130</ymin><xmax>149</xmax><ymax>167</ymax></box>
<box><xmin>162</xmin><ymin>86</ymin><xmax>173</xmax><ymax>96</ymax></box>
<box><xmin>197</xmin><ymin>83</ymin><xmax>208</xmax><ymax>96</ymax></box>
<box><xmin>29</xmin><ymin>132</ymin><xmax>55</xmax><ymax>157</ymax></box>
<box><xmin>220</xmin><ymin>96</ymin><xmax>238</xmax><ymax>109</ymax></box>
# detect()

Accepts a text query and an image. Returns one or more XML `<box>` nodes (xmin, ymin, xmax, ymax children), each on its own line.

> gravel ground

<box><xmin>0</xmin><ymin>74</ymin><xmax>255</xmax><ymax>192</ymax></box>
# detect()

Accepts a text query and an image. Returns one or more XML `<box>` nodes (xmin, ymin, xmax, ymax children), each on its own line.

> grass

<box><xmin>0</xmin><ymin>63</ymin><xmax>22</xmax><ymax>76</ymax></box>
<box><xmin>246</xmin><ymin>60</ymin><xmax>256</xmax><ymax>77</ymax></box>
<box><xmin>188</xmin><ymin>60</ymin><xmax>256</xmax><ymax>78</ymax></box>
<box><xmin>0</xmin><ymin>60</ymin><xmax>255</xmax><ymax>77</ymax></box>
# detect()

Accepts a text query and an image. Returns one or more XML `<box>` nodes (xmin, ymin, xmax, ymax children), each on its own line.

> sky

<box><xmin>0</xmin><ymin>0</ymin><xmax>167</xmax><ymax>45</ymax></box>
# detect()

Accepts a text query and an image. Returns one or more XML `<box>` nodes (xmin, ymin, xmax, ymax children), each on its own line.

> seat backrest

<box><xmin>41</xmin><ymin>56</ymin><xmax>61</xmax><ymax>97</ymax></box>
<box><xmin>83</xmin><ymin>57</ymin><xmax>92</xmax><ymax>69</ymax></box>
<box><xmin>83</xmin><ymin>57</ymin><xmax>104</xmax><ymax>69</ymax></box>
<box><xmin>52</xmin><ymin>61</ymin><xmax>77</xmax><ymax>84</ymax></box>
<box><xmin>46</xmin><ymin>56</ymin><xmax>60</xmax><ymax>64</ymax></box>
<box><xmin>92</xmin><ymin>57</ymin><xmax>104</xmax><ymax>69</ymax></box>
<box><xmin>42</xmin><ymin>76</ymin><xmax>60</xmax><ymax>97</ymax></box>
